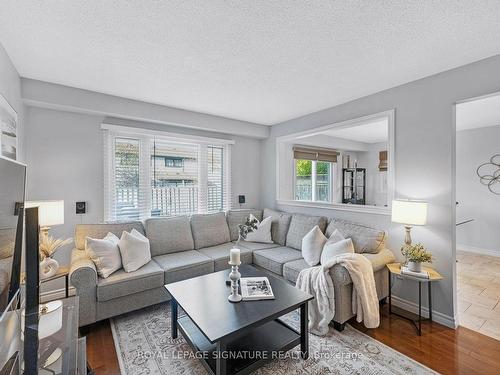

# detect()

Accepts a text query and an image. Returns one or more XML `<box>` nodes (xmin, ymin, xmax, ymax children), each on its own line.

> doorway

<box><xmin>455</xmin><ymin>92</ymin><xmax>500</xmax><ymax>340</ymax></box>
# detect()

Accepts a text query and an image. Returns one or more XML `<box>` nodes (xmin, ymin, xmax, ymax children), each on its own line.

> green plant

<box><xmin>401</xmin><ymin>243</ymin><xmax>432</xmax><ymax>263</ymax></box>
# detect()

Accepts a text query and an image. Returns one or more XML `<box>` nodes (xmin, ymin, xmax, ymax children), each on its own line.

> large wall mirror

<box><xmin>276</xmin><ymin>110</ymin><xmax>394</xmax><ymax>214</ymax></box>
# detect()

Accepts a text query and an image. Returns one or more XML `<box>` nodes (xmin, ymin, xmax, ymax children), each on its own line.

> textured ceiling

<box><xmin>322</xmin><ymin>119</ymin><xmax>388</xmax><ymax>144</ymax></box>
<box><xmin>1</xmin><ymin>1</ymin><xmax>500</xmax><ymax>125</ymax></box>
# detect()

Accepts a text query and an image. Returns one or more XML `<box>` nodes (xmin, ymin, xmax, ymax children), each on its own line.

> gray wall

<box><xmin>0</xmin><ymin>43</ymin><xmax>24</xmax><ymax>161</ymax></box>
<box><xmin>456</xmin><ymin>125</ymin><xmax>500</xmax><ymax>253</ymax></box>
<box><xmin>262</xmin><ymin>54</ymin><xmax>500</xmax><ymax>325</ymax></box>
<box><xmin>25</xmin><ymin>107</ymin><xmax>262</xmax><ymax>267</ymax></box>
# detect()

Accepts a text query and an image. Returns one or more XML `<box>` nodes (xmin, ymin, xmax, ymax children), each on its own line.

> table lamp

<box><xmin>391</xmin><ymin>200</ymin><xmax>428</xmax><ymax>246</ymax></box>
<box><xmin>24</xmin><ymin>200</ymin><xmax>68</xmax><ymax>279</ymax></box>
<box><xmin>25</xmin><ymin>200</ymin><xmax>64</xmax><ymax>237</ymax></box>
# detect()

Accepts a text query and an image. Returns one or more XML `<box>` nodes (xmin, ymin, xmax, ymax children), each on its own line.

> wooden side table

<box><xmin>386</xmin><ymin>263</ymin><xmax>443</xmax><ymax>335</ymax></box>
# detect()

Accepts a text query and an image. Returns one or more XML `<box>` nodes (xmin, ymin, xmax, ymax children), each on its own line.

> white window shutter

<box><xmin>103</xmin><ymin>126</ymin><xmax>233</xmax><ymax>220</ymax></box>
<box><xmin>224</xmin><ymin>144</ymin><xmax>232</xmax><ymax>211</ymax></box>
<box><xmin>102</xmin><ymin>129</ymin><xmax>114</xmax><ymax>221</ymax></box>
<box><xmin>198</xmin><ymin>144</ymin><xmax>208</xmax><ymax>213</ymax></box>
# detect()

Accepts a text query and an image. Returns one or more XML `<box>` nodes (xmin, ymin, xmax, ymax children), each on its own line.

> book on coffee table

<box><xmin>240</xmin><ymin>277</ymin><xmax>275</xmax><ymax>301</ymax></box>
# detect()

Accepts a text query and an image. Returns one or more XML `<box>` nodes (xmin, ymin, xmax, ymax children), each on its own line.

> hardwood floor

<box><xmin>83</xmin><ymin>304</ymin><xmax>500</xmax><ymax>375</ymax></box>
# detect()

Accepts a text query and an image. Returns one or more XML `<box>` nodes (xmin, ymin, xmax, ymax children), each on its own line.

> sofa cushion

<box><xmin>285</xmin><ymin>214</ymin><xmax>327</xmax><ymax>251</ymax></box>
<box><xmin>198</xmin><ymin>243</ymin><xmax>252</xmax><ymax>272</ymax></box>
<box><xmin>226</xmin><ymin>209</ymin><xmax>263</xmax><ymax>241</ymax></box>
<box><xmin>190</xmin><ymin>213</ymin><xmax>231</xmax><ymax>249</ymax></box>
<box><xmin>253</xmin><ymin>246</ymin><xmax>303</xmax><ymax>275</ymax></box>
<box><xmin>237</xmin><ymin>241</ymin><xmax>280</xmax><ymax>252</ymax></box>
<box><xmin>263</xmin><ymin>208</ymin><xmax>292</xmax><ymax>246</ymax></box>
<box><xmin>325</xmin><ymin>218</ymin><xmax>386</xmax><ymax>254</ymax></box>
<box><xmin>144</xmin><ymin>216</ymin><xmax>194</xmax><ymax>256</ymax></box>
<box><xmin>153</xmin><ymin>250</ymin><xmax>214</xmax><ymax>284</ymax></box>
<box><xmin>283</xmin><ymin>258</ymin><xmax>311</xmax><ymax>284</ymax></box>
<box><xmin>96</xmin><ymin>260</ymin><xmax>164</xmax><ymax>302</ymax></box>
<box><xmin>75</xmin><ymin>222</ymin><xmax>145</xmax><ymax>250</ymax></box>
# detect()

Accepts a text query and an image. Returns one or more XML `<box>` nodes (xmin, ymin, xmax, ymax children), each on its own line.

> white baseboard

<box><xmin>391</xmin><ymin>295</ymin><xmax>457</xmax><ymax>329</ymax></box>
<box><xmin>40</xmin><ymin>286</ymin><xmax>76</xmax><ymax>303</ymax></box>
<box><xmin>457</xmin><ymin>243</ymin><xmax>500</xmax><ymax>257</ymax></box>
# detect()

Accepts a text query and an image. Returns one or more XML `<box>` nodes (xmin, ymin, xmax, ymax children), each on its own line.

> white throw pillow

<box><xmin>321</xmin><ymin>238</ymin><xmax>355</xmax><ymax>265</ymax></box>
<box><xmin>86</xmin><ymin>232</ymin><xmax>122</xmax><ymax>278</ymax></box>
<box><xmin>118</xmin><ymin>229</ymin><xmax>151</xmax><ymax>272</ymax></box>
<box><xmin>244</xmin><ymin>215</ymin><xmax>273</xmax><ymax>244</ymax></box>
<box><xmin>301</xmin><ymin>225</ymin><xmax>328</xmax><ymax>266</ymax></box>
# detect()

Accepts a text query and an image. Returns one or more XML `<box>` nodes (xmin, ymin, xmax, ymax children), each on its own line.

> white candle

<box><xmin>230</xmin><ymin>248</ymin><xmax>240</xmax><ymax>264</ymax></box>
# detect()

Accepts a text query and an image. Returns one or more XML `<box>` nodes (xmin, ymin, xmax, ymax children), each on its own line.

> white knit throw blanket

<box><xmin>296</xmin><ymin>253</ymin><xmax>380</xmax><ymax>336</ymax></box>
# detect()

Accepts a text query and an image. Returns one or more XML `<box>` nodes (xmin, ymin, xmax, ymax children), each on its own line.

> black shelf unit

<box><xmin>342</xmin><ymin>168</ymin><xmax>366</xmax><ymax>205</ymax></box>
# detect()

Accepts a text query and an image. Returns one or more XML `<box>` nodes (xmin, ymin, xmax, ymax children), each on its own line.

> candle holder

<box><xmin>227</xmin><ymin>261</ymin><xmax>242</xmax><ymax>303</ymax></box>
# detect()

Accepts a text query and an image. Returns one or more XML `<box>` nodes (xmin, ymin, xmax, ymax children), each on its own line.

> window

<box><xmin>295</xmin><ymin>159</ymin><xmax>333</xmax><ymax>202</ymax></box>
<box><xmin>104</xmin><ymin>127</ymin><xmax>232</xmax><ymax>221</ymax></box>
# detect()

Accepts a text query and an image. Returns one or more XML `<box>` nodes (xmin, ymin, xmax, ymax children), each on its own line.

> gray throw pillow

<box><xmin>263</xmin><ymin>208</ymin><xmax>292</xmax><ymax>246</ymax></box>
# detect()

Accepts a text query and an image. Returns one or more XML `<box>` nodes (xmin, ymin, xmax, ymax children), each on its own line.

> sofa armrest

<box><xmin>362</xmin><ymin>248</ymin><xmax>396</xmax><ymax>272</ymax></box>
<box><xmin>69</xmin><ymin>248</ymin><xmax>98</xmax><ymax>326</ymax></box>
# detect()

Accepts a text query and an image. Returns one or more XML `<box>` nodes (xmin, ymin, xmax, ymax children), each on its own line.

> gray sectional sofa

<box><xmin>69</xmin><ymin>208</ymin><xmax>395</xmax><ymax>330</ymax></box>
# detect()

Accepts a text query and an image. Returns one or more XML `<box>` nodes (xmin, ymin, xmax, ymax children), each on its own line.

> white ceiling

<box><xmin>1</xmin><ymin>1</ymin><xmax>500</xmax><ymax>125</ymax></box>
<box><xmin>456</xmin><ymin>93</ymin><xmax>500</xmax><ymax>131</ymax></box>
<box><xmin>322</xmin><ymin>119</ymin><xmax>388</xmax><ymax>144</ymax></box>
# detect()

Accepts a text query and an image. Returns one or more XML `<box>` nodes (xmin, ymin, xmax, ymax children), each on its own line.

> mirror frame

<box><xmin>275</xmin><ymin>109</ymin><xmax>395</xmax><ymax>215</ymax></box>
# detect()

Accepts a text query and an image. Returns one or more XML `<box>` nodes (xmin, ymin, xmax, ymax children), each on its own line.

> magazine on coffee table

<box><xmin>240</xmin><ymin>277</ymin><xmax>275</xmax><ymax>301</ymax></box>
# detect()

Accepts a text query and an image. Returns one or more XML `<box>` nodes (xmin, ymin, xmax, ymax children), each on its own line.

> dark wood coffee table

<box><xmin>165</xmin><ymin>264</ymin><xmax>313</xmax><ymax>375</ymax></box>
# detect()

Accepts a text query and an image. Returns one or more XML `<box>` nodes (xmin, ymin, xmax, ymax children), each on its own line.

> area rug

<box><xmin>110</xmin><ymin>303</ymin><xmax>437</xmax><ymax>375</ymax></box>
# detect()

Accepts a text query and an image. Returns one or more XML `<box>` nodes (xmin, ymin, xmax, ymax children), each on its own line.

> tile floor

<box><xmin>457</xmin><ymin>250</ymin><xmax>500</xmax><ymax>340</ymax></box>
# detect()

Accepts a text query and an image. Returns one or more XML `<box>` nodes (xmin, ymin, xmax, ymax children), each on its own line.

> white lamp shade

<box><xmin>25</xmin><ymin>200</ymin><xmax>65</xmax><ymax>227</ymax></box>
<box><xmin>391</xmin><ymin>200</ymin><xmax>427</xmax><ymax>226</ymax></box>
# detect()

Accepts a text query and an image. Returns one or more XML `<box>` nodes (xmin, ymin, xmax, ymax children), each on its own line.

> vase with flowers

<box><xmin>401</xmin><ymin>243</ymin><xmax>432</xmax><ymax>273</ymax></box>
<box><xmin>234</xmin><ymin>216</ymin><xmax>259</xmax><ymax>248</ymax></box>
<box><xmin>39</xmin><ymin>233</ymin><xmax>73</xmax><ymax>279</ymax></box>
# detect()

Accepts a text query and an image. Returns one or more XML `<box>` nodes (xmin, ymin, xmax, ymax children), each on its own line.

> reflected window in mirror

<box><xmin>276</xmin><ymin>110</ymin><xmax>394</xmax><ymax>213</ymax></box>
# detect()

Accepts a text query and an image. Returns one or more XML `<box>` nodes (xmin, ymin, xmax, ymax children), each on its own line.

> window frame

<box><xmin>293</xmin><ymin>159</ymin><xmax>334</xmax><ymax>203</ymax></box>
<box><xmin>102</xmin><ymin>124</ymin><xmax>233</xmax><ymax>221</ymax></box>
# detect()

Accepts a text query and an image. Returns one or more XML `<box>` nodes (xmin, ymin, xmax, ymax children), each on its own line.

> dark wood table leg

<box><xmin>171</xmin><ymin>298</ymin><xmax>178</xmax><ymax>339</ymax></box>
<box><xmin>300</xmin><ymin>302</ymin><xmax>309</xmax><ymax>359</ymax></box>
<box><xmin>428</xmin><ymin>282</ymin><xmax>433</xmax><ymax>322</ymax></box>
<box><xmin>216</xmin><ymin>340</ymin><xmax>227</xmax><ymax>375</ymax></box>
<box><xmin>65</xmin><ymin>274</ymin><xmax>69</xmax><ymax>298</ymax></box>
<box><xmin>388</xmin><ymin>270</ymin><xmax>392</xmax><ymax>314</ymax></box>
<box><xmin>418</xmin><ymin>281</ymin><xmax>422</xmax><ymax>336</ymax></box>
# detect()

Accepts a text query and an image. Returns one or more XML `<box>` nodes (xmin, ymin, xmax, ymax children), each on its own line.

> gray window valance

<box><xmin>293</xmin><ymin>146</ymin><xmax>339</xmax><ymax>163</ymax></box>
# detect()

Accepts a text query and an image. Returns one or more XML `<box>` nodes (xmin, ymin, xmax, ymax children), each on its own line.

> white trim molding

<box><xmin>276</xmin><ymin>199</ymin><xmax>391</xmax><ymax>215</ymax></box>
<box><xmin>457</xmin><ymin>243</ymin><xmax>500</xmax><ymax>257</ymax></box>
<box><xmin>391</xmin><ymin>295</ymin><xmax>457</xmax><ymax>329</ymax></box>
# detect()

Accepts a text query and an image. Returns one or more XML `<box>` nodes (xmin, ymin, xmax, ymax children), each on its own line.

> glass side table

<box><xmin>386</xmin><ymin>263</ymin><xmax>443</xmax><ymax>336</ymax></box>
<box><xmin>22</xmin><ymin>296</ymin><xmax>80</xmax><ymax>375</ymax></box>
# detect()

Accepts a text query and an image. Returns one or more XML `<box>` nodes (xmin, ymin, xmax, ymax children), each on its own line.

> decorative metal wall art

<box><xmin>476</xmin><ymin>154</ymin><xmax>500</xmax><ymax>195</ymax></box>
